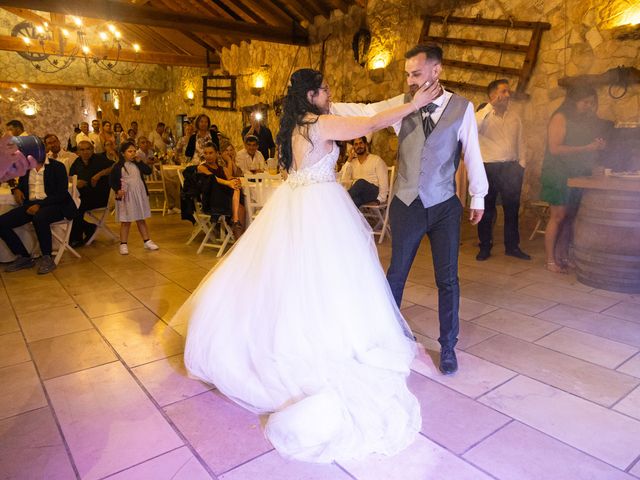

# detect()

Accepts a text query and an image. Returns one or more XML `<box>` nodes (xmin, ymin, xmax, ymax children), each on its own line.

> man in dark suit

<box><xmin>0</xmin><ymin>152</ymin><xmax>77</xmax><ymax>274</ymax></box>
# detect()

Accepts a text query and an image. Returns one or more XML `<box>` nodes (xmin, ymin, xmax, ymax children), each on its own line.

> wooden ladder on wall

<box><xmin>421</xmin><ymin>15</ymin><xmax>551</xmax><ymax>97</ymax></box>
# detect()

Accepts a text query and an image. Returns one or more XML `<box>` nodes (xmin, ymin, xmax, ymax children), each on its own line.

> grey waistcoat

<box><xmin>395</xmin><ymin>93</ymin><xmax>469</xmax><ymax>208</ymax></box>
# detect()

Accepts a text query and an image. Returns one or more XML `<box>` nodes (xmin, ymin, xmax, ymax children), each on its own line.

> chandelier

<box><xmin>11</xmin><ymin>18</ymin><xmax>141</xmax><ymax>76</ymax></box>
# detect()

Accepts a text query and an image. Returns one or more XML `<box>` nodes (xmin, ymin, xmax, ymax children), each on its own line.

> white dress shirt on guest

<box><xmin>48</xmin><ymin>150</ymin><xmax>78</xmax><ymax>173</ymax></box>
<box><xmin>341</xmin><ymin>153</ymin><xmax>389</xmax><ymax>203</ymax></box>
<box><xmin>332</xmin><ymin>90</ymin><xmax>488</xmax><ymax>210</ymax></box>
<box><xmin>148</xmin><ymin>130</ymin><xmax>167</xmax><ymax>154</ymax></box>
<box><xmin>475</xmin><ymin>103</ymin><xmax>526</xmax><ymax>167</ymax></box>
<box><xmin>236</xmin><ymin>149</ymin><xmax>266</xmax><ymax>174</ymax></box>
<box><xmin>28</xmin><ymin>160</ymin><xmax>48</xmax><ymax>201</ymax></box>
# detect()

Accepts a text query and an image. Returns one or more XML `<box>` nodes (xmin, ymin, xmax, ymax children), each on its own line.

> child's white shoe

<box><xmin>119</xmin><ymin>243</ymin><xmax>129</xmax><ymax>255</ymax></box>
<box><xmin>144</xmin><ymin>239</ymin><xmax>159</xmax><ymax>251</ymax></box>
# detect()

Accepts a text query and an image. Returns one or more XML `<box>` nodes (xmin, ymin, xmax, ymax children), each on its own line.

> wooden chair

<box><xmin>359</xmin><ymin>166</ymin><xmax>395</xmax><ymax>244</ymax></box>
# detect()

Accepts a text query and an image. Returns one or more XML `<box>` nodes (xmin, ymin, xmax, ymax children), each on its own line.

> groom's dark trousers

<box><xmin>386</xmin><ymin>194</ymin><xmax>462</xmax><ymax>349</ymax></box>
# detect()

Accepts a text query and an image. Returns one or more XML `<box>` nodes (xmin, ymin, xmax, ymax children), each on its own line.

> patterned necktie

<box><xmin>422</xmin><ymin>102</ymin><xmax>438</xmax><ymax>137</ymax></box>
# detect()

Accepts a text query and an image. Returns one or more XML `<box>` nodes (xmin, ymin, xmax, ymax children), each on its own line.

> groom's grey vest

<box><xmin>395</xmin><ymin>93</ymin><xmax>469</xmax><ymax>207</ymax></box>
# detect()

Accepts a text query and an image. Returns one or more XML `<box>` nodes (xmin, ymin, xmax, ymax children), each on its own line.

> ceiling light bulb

<box><xmin>114</xmin><ymin>31</ymin><xmax>121</xmax><ymax>40</ymax></box>
<box><xmin>99</xmin><ymin>32</ymin><xmax>108</xmax><ymax>41</ymax></box>
<box><xmin>107</xmin><ymin>24</ymin><xmax>116</xmax><ymax>33</ymax></box>
<box><xmin>73</xmin><ymin>17</ymin><xmax>83</xmax><ymax>27</ymax></box>
<box><xmin>11</xmin><ymin>87</ymin><xmax>18</xmax><ymax>92</ymax></box>
<box><xmin>61</xmin><ymin>28</ymin><xmax>69</xmax><ymax>37</ymax></box>
<box><xmin>35</xmin><ymin>25</ymin><xmax>44</xmax><ymax>34</ymax></box>
<box><xmin>21</xmin><ymin>84</ymin><xmax>28</xmax><ymax>89</ymax></box>
<box><xmin>133</xmin><ymin>43</ymin><xmax>140</xmax><ymax>52</ymax></box>
<box><xmin>82</xmin><ymin>45</ymin><xmax>90</xmax><ymax>54</ymax></box>
<box><xmin>22</xmin><ymin>36</ymin><xmax>31</xmax><ymax>45</ymax></box>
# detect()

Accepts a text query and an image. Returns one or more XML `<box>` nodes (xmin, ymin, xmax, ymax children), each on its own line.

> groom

<box><xmin>332</xmin><ymin>44</ymin><xmax>488</xmax><ymax>374</ymax></box>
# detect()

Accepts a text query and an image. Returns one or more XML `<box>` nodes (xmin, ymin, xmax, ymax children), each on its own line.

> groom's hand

<box><xmin>469</xmin><ymin>209</ymin><xmax>483</xmax><ymax>225</ymax></box>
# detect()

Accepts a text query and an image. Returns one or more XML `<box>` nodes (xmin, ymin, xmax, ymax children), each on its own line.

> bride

<box><xmin>173</xmin><ymin>68</ymin><xmax>439</xmax><ymax>463</ymax></box>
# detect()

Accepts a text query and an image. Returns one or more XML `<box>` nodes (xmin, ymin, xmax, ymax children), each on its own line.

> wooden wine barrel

<box><xmin>571</xmin><ymin>184</ymin><xmax>640</xmax><ymax>293</ymax></box>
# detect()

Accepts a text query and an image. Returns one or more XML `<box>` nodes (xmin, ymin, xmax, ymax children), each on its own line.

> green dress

<box><xmin>540</xmin><ymin>113</ymin><xmax>611</xmax><ymax>206</ymax></box>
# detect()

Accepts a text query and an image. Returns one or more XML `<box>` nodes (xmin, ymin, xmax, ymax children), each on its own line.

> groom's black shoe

<box><xmin>505</xmin><ymin>247</ymin><xmax>531</xmax><ymax>260</ymax></box>
<box><xmin>439</xmin><ymin>348</ymin><xmax>458</xmax><ymax>375</ymax></box>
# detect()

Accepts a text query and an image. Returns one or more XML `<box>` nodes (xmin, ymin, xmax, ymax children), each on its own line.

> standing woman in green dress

<box><xmin>540</xmin><ymin>85</ymin><xmax>611</xmax><ymax>273</ymax></box>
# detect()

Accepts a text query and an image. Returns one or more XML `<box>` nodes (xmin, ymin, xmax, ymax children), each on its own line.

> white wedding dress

<box><xmin>173</xmin><ymin>126</ymin><xmax>421</xmax><ymax>463</ymax></box>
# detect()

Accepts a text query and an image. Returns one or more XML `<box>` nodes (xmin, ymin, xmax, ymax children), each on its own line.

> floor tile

<box><xmin>29</xmin><ymin>329</ymin><xmax>116</xmax><ymax>379</ymax></box>
<box><xmin>603</xmin><ymin>301</ymin><xmax>640</xmax><ymax>323</ymax></box>
<box><xmin>106</xmin><ymin>447</ymin><xmax>212</xmax><ymax>480</ymax></box>
<box><xmin>403</xmin><ymin>305</ymin><xmax>498</xmax><ymax>349</ymax></box>
<box><xmin>460</xmin><ymin>282</ymin><xmax>557</xmax><ymax>316</ymax></box>
<box><xmin>129</xmin><ymin>283</ymin><xmax>191</xmax><ymax>322</ymax></box>
<box><xmin>0</xmin><ymin>407</ymin><xmax>76</xmax><ymax>480</ymax></box>
<box><xmin>109</xmin><ymin>266</ymin><xmax>174</xmax><ymax>291</ymax></box>
<box><xmin>0</xmin><ymin>308</ymin><xmax>19</xmax><ymax>335</ymax></box>
<box><xmin>18</xmin><ymin>304</ymin><xmax>93</xmax><ymax>342</ymax></box>
<box><xmin>464</xmin><ymin>421</ymin><xmax>634</xmax><ymax>480</ymax></box>
<box><xmin>93</xmin><ymin>308</ymin><xmax>184</xmax><ymax>367</ymax></box>
<box><xmin>479</xmin><ymin>375</ymin><xmax>640</xmax><ymax>469</ymax></box>
<box><xmin>458</xmin><ymin>263</ymin><xmax>534</xmax><ymax>291</ymax></box>
<box><xmin>408</xmin><ymin>373</ymin><xmax>510</xmax><ymax>454</ymax></box>
<box><xmin>0</xmin><ymin>362</ymin><xmax>47</xmax><ymax>420</ymax></box>
<box><xmin>619</xmin><ymin>354</ymin><xmax>640</xmax><ymax>377</ymax></box>
<box><xmin>403</xmin><ymin>284</ymin><xmax>498</xmax><ymax>320</ymax></box>
<box><xmin>467</xmin><ymin>334</ymin><xmax>639</xmax><ymax>406</ymax></box>
<box><xmin>411</xmin><ymin>340</ymin><xmax>516</xmax><ymax>399</ymax></box>
<box><xmin>9</xmin><ymin>284</ymin><xmax>75</xmax><ymax>316</ymax></box>
<box><xmin>132</xmin><ymin>354</ymin><xmax>212</xmax><ymax>406</ymax></box>
<box><xmin>162</xmin><ymin>267</ymin><xmax>210</xmax><ymax>292</ymax></box>
<box><xmin>537</xmin><ymin>305</ymin><xmax>640</xmax><ymax>348</ymax></box>
<box><xmin>516</xmin><ymin>283</ymin><xmax>620</xmax><ymax>313</ymax></box>
<box><xmin>511</xmin><ymin>268</ymin><xmax>594</xmax><ymax>292</ymax></box>
<box><xmin>340</xmin><ymin>433</ymin><xmax>493</xmax><ymax>480</ymax></box>
<box><xmin>45</xmin><ymin>362</ymin><xmax>183</xmax><ymax>480</ymax></box>
<box><xmin>74</xmin><ymin>286</ymin><xmax>143</xmax><ymax>318</ymax></box>
<box><xmin>0</xmin><ymin>331</ymin><xmax>30</xmax><ymax>368</ymax></box>
<box><xmin>220</xmin><ymin>450</ymin><xmax>350</xmax><ymax>480</ymax></box>
<box><xmin>164</xmin><ymin>391</ymin><xmax>271</xmax><ymax>475</ymax></box>
<box><xmin>471</xmin><ymin>308</ymin><xmax>561</xmax><ymax>342</ymax></box>
<box><xmin>615</xmin><ymin>386</ymin><xmax>640</xmax><ymax>421</ymax></box>
<box><xmin>535</xmin><ymin>327</ymin><xmax>638</xmax><ymax>369</ymax></box>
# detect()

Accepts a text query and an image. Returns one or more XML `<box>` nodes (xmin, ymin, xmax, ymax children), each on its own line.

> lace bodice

<box><xmin>287</xmin><ymin>124</ymin><xmax>339</xmax><ymax>187</ymax></box>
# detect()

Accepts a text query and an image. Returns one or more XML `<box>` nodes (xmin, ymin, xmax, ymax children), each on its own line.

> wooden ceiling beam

<box><xmin>264</xmin><ymin>0</ymin><xmax>309</xmax><ymax>24</ymax></box>
<box><xmin>276</xmin><ymin>0</ymin><xmax>320</xmax><ymax>22</ymax></box>
<box><xmin>0</xmin><ymin>0</ymin><xmax>309</xmax><ymax>45</ymax></box>
<box><xmin>0</xmin><ymin>34</ymin><xmax>211</xmax><ymax>67</ymax></box>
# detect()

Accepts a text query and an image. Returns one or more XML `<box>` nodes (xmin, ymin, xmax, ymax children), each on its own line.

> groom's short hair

<box><xmin>405</xmin><ymin>43</ymin><xmax>443</xmax><ymax>63</ymax></box>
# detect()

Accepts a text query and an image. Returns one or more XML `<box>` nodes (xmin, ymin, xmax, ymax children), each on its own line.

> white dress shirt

<box><xmin>341</xmin><ymin>153</ymin><xmax>389</xmax><ymax>203</ymax></box>
<box><xmin>148</xmin><ymin>130</ymin><xmax>167</xmax><ymax>154</ymax></box>
<box><xmin>236</xmin><ymin>149</ymin><xmax>266</xmax><ymax>174</ymax></box>
<box><xmin>475</xmin><ymin>103</ymin><xmax>526</xmax><ymax>167</ymax></box>
<box><xmin>28</xmin><ymin>160</ymin><xmax>48</xmax><ymax>201</ymax></box>
<box><xmin>48</xmin><ymin>150</ymin><xmax>78</xmax><ymax>173</ymax></box>
<box><xmin>332</xmin><ymin>91</ymin><xmax>488</xmax><ymax>210</ymax></box>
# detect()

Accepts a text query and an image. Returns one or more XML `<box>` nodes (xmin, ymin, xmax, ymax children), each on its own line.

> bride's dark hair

<box><xmin>276</xmin><ymin>68</ymin><xmax>324</xmax><ymax>171</ymax></box>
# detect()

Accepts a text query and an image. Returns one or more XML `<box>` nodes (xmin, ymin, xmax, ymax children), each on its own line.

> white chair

<box><xmin>145</xmin><ymin>164</ymin><xmax>166</xmax><ymax>214</ymax></box>
<box><xmin>84</xmin><ymin>190</ymin><xmax>118</xmax><ymax>245</ymax></box>
<box><xmin>197</xmin><ymin>213</ymin><xmax>234</xmax><ymax>257</ymax></box>
<box><xmin>241</xmin><ymin>173</ymin><xmax>282</xmax><ymax>225</ymax></box>
<box><xmin>528</xmin><ymin>200</ymin><xmax>550</xmax><ymax>240</ymax></box>
<box><xmin>359</xmin><ymin>166</ymin><xmax>395</xmax><ymax>244</ymax></box>
<box><xmin>50</xmin><ymin>175</ymin><xmax>82</xmax><ymax>265</ymax></box>
<box><xmin>160</xmin><ymin>164</ymin><xmax>183</xmax><ymax>216</ymax></box>
<box><xmin>186</xmin><ymin>199</ymin><xmax>213</xmax><ymax>245</ymax></box>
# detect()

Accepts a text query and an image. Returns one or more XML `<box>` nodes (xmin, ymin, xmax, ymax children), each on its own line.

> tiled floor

<box><xmin>1</xmin><ymin>211</ymin><xmax>639</xmax><ymax>479</ymax></box>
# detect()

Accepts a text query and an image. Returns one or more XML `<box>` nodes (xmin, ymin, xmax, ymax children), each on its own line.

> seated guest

<box><xmin>148</xmin><ymin>122</ymin><xmax>167</xmax><ymax>155</ymax></box>
<box><xmin>76</xmin><ymin>122</ymin><xmax>92</xmax><ymax>147</ymax></box>
<box><xmin>341</xmin><ymin>136</ymin><xmax>389</xmax><ymax>207</ymax></box>
<box><xmin>197</xmin><ymin>142</ymin><xmax>245</xmax><ymax>240</ymax></box>
<box><xmin>236</xmin><ymin>135</ymin><xmax>266</xmax><ymax>174</ymax></box>
<box><xmin>219</xmin><ymin>138</ymin><xmax>243</xmax><ymax>178</ymax></box>
<box><xmin>69</xmin><ymin>141</ymin><xmax>114</xmax><ymax>246</ymax></box>
<box><xmin>100</xmin><ymin>139</ymin><xmax>120</xmax><ymax>164</ymax></box>
<box><xmin>44</xmin><ymin>133</ymin><xmax>78</xmax><ymax>173</ymax></box>
<box><xmin>185</xmin><ymin>114</ymin><xmax>220</xmax><ymax>163</ymax></box>
<box><xmin>0</xmin><ymin>152</ymin><xmax>77</xmax><ymax>274</ymax></box>
<box><xmin>136</xmin><ymin>136</ymin><xmax>154</xmax><ymax>163</ymax></box>
<box><xmin>176</xmin><ymin>121</ymin><xmax>194</xmax><ymax>163</ymax></box>
<box><xmin>6</xmin><ymin>119</ymin><xmax>28</xmax><ymax>136</ymax></box>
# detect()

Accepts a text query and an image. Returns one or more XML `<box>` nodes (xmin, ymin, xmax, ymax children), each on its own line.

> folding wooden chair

<box><xmin>84</xmin><ymin>190</ymin><xmax>118</xmax><ymax>245</ymax></box>
<box><xmin>359</xmin><ymin>166</ymin><xmax>395</xmax><ymax>244</ymax></box>
<box><xmin>50</xmin><ymin>175</ymin><xmax>82</xmax><ymax>265</ymax></box>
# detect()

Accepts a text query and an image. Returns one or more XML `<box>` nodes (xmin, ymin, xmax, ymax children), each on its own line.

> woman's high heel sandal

<box><xmin>546</xmin><ymin>261</ymin><xmax>568</xmax><ymax>274</ymax></box>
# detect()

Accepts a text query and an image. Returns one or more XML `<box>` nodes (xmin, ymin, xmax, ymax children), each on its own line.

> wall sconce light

<box><xmin>250</xmin><ymin>73</ymin><xmax>266</xmax><ymax>96</ymax></box>
<box><xmin>96</xmin><ymin>105</ymin><xmax>103</xmax><ymax>119</ymax></box>
<box><xmin>185</xmin><ymin>89</ymin><xmax>195</xmax><ymax>106</ymax></box>
<box><xmin>133</xmin><ymin>93</ymin><xmax>141</xmax><ymax>110</ymax></box>
<box><xmin>19</xmin><ymin>99</ymin><xmax>39</xmax><ymax>118</ymax></box>
<box><xmin>369</xmin><ymin>55</ymin><xmax>389</xmax><ymax>83</ymax></box>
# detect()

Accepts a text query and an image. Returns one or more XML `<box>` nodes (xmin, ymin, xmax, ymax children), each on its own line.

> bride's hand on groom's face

<box><xmin>412</xmin><ymin>81</ymin><xmax>441</xmax><ymax>108</ymax></box>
